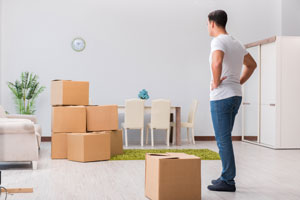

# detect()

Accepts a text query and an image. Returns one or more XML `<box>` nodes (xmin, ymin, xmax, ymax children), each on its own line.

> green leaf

<box><xmin>7</xmin><ymin>72</ymin><xmax>45</xmax><ymax>114</ymax></box>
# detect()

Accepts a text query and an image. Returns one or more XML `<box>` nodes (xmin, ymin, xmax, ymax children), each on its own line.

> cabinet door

<box><xmin>243</xmin><ymin>105</ymin><xmax>259</xmax><ymax>139</ymax></box>
<box><xmin>242</xmin><ymin>46</ymin><xmax>259</xmax><ymax>141</ymax></box>
<box><xmin>260</xmin><ymin>104</ymin><xmax>276</xmax><ymax>146</ymax></box>
<box><xmin>260</xmin><ymin>42</ymin><xmax>277</xmax><ymax>146</ymax></box>
<box><xmin>261</xmin><ymin>42</ymin><xmax>277</xmax><ymax>105</ymax></box>
<box><xmin>279</xmin><ymin>36</ymin><xmax>300</xmax><ymax>148</ymax></box>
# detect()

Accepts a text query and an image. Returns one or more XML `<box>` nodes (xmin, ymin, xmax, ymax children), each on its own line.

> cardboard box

<box><xmin>51</xmin><ymin>133</ymin><xmax>68</xmax><ymax>159</ymax></box>
<box><xmin>93</xmin><ymin>130</ymin><xmax>123</xmax><ymax>156</ymax></box>
<box><xmin>145</xmin><ymin>153</ymin><xmax>201</xmax><ymax>200</ymax></box>
<box><xmin>109</xmin><ymin>130</ymin><xmax>123</xmax><ymax>156</ymax></box>
<box><xmin>52</xmin><ymin>106</ymin><xmax>86</xmax><ymax>133</ymax></box>
<box><xmin>86</xmin><ymin>105</ymin><xmax>119</xmax><ymax>131</ymax></box>
<box><xmin>51</xmin><ymin>80</ymin><xmax>89</xmax><ymax>106</ymax></box>
<box><xmin>67</xmin><ymin>132</ymin><xmax>111</xmax><ymax>162</ymax></box>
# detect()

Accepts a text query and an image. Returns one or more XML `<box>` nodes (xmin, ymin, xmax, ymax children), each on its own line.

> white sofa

<box><xmin>6</xmin><ymin>114</ymin><xmax>42</xmax><ymax>148</ymax></box>
<box><xmin>0</xmin><ymin>106</ymin><xmax>42</xmax><ymax>148</ymax></box>
<box><xmin>0</xmin><ymin>106</ymin><xmax>40</xmax><ymax>169</ymax></box>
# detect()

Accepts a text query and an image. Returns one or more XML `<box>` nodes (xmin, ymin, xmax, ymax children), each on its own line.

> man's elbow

<box><xmin>244</xmin><ymin>61</ymin><xmax>257</xmax><ymax>71</ymax></box>
<box><xmin>253</xmin><ymin>61</ymin><xmax>257</xmax><ymax>69</ymax></box>
<box><xmin>249</xmin><ymin>61</ymin><xmax>257</xmax><ymax>70</ymax></box>
<box><xmin>252</xmin><ymin>61</ymin><xmax>257</xmax><ymax>70</ymax></box>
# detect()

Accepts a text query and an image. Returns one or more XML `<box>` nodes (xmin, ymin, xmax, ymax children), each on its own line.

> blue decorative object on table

<box><xmin>138</xmin><ymin>89</ymin><xmax>149</xmax><ymax>100</ymax></box>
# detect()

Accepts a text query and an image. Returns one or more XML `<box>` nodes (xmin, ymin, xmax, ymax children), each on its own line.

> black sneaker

<box><xmin>211</xmin><ymin>178</ymin><xmax>221</xmax><ymax>185</ymax></box>
<box><xmin>207</xmin><ymin>180</ymin><xmax>236</xmax><ymax>192</ymax></box>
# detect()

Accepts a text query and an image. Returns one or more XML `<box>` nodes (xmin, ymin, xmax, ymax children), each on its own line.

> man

<box><xmin>207</xmin><ymin>10</ymin><xmax>257</xmax><ymax>192</ymax></box>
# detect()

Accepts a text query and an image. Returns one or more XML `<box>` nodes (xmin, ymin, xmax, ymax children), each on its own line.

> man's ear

<box><xmin>211</xmin><ymin>21</ymin><xmax>215</xmax><ymax>28</ymax></box>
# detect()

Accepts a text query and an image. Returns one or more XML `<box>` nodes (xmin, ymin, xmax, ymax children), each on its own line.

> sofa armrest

<box><xmin>0</xmin><ymin>119</ymin><xmax>35</xmax><ymax>134</ymax></box>
<box><xmin>6</xmin><ymin>114</ymin><xmax>37</xmax><ymax>124</ymax></box>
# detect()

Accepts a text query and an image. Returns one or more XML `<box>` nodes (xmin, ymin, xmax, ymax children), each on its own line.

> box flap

<box><xmin>68</xmin><ymin>105</ymin><xmax>86</xmax><ymax>108</ymax></box>
<box><xmin>146</xmin><ymin>153</ymin><xmax>179</xmax><ymax>160</ymax></box>
<box><xmin>86</xmin><ymin>104</ymin><xmax>118</xmax><ymax>107</ymax></box>
<box><xmin>52</xmin><ymin>79</ymin><xmax>72</xmax><ymax>81</ymax></box>
<box><xmin>54</xmin><ymin>105</ymin><xmax>85</xmax><ymax>108</ymax></box>
<box><xmin>166</xmin><ymin>152</ymin><xmax>200</xmax><ymax>160</ymax></box>
<box><xmin>92</xmin><ymin>131</ymin><xmax>110</xmax><ymax>135</ymax></box>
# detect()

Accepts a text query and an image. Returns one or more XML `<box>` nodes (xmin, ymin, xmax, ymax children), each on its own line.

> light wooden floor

<box><xmin>1</xmin><ymin>141</ymin><xmax>300</xmax><ymax>200</ymax></box>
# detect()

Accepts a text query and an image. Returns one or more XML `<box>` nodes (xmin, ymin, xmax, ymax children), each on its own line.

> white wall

<box><xmin>281</xmin><ymin>0</ymin><xmax>300</xmax><ymax>36</ymax></box>
<box><xmin>0</xmin><ymin>0</ymin><xmax>281</xmax><ymax>140</ymax></box>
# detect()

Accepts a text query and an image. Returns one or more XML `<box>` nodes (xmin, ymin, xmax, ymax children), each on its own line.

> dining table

<box><xmin>118</xmin><ymin>105</ymin><xmax>182</xmax><ymax>146</ymax></box>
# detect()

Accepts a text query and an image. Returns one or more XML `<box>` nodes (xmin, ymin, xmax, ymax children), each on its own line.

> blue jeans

<box><xmin>210</xmin><ymin>96</ymin><xmax>242</xmax><ymax>185</ymax></box>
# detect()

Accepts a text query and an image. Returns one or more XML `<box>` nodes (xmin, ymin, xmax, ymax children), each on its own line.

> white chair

<box><xmin>146</xmin><ymin>99</ymin><xmax>171</xmax><ymax>146</ymax></box>
<box><xmin>171</xmin><ymin>100</ymin><xmax>198</xmax><ymax>144</ymax></box>
<box><xmin>121</xmin><ymin>99</ymin><xmax>145</xmax><ymax>146</ymax></box>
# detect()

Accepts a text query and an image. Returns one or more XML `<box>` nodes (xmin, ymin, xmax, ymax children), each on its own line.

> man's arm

<box><xmin>240</xmin><ymin>53</ymin><xmax>257</xmax><ymax>85</ymax></box>
<box><xmin>211</xmin><ymin>50</ymin><xmax>226</xmax><ymax>90</ymax></box>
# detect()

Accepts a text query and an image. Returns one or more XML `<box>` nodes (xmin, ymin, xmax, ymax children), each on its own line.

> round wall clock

<box><xmin>71</xmin><ymin>37</ymin><xmax>86</xmax><ymax>52</ymax></box>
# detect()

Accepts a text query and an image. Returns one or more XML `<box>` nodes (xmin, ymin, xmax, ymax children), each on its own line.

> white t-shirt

<box><xmin>209</xmin><ymin>34</ymin><xmax>248</xmax><ymax>101</ymax></box>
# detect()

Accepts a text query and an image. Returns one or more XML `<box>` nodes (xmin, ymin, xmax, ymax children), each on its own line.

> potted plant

<box><xmin>7</xmin><ymin>72</ymin><xmax>46</xmax><ymax>114</ymax></box>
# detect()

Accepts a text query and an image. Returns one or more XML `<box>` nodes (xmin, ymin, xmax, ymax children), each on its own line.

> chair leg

<box><xmin>187</xmin><ymin>128</ymin><xmax>190</xmax><ymax>144</ymax></box>
<box><xmin>151</xmin><ymin>128</ymin><xmax>154</xmax><ymax>147</ymax></box>
<box><xmin>165</xmin><ymin>129</ymin><xmax>168</xmax><ymax>145</ymax></box>
<box><xmin>125</xmin><ymin>128</ymin><xmax>128</xmax><ymax>147</ymax></box>
<box><xmin>146</xmin><ymin>127</ymin><xmax>149</xmax><ymax>145</ymax></box>
<box><xmin>141</xmin><ymin>128</ymin><xmax>144</xmax><ymax>147</ymax></box>
<box><xmin>192</xmin><ymin>128</ymin><xmax>195</xmax><ymax>145</ymax></box>
<box><xmin>32</xmin><ymin>161</ymin><xmax>37</xmax><ymax>170</ymax></box>
<box><xmin>172</xmin><ymin>126</ymin><xmax>176</xmax><ymax>145</ymax></box>
<box><xmin>167</xmin><ymin>129</ymin><xmax>170</xmax><ymax>146</ymax></box>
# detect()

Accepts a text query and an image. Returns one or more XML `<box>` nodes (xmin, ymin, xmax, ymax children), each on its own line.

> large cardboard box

<box><xmin>86</xmin><ymin>105</ymin><xmax>119</xmax><ymax>131</ymax></box>
<box><xmin>52</xmin><ymin>106</ymin><xmax>86</xmax><ymax>133</ymax></box>
<box><xmin>145</xmin><ymin>153</ymin><xmax>201</xmax><ymax>200</ymax></box>
<box><xmin>67</xmin><ymin>132</ymin><xmax>111</xmax><ymax>162</ymax></box>
<box><xmin>51</xmin><ymin>80</ymin><xmax>89</xmax><ymax>106</ymax></box>
<box><xmin>51</xmin><ymin>133</ymin><xmax>68</xmax><ymax>159</ymax></box>
<box><xmin>109</xmin><ymin>130</ymin><xmax>123</xmax><ymax>156</ymax></box>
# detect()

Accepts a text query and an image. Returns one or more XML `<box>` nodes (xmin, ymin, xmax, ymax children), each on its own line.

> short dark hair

<box><xmin>208</xmin><ymin>10</ymin><xmax>227</xmax><ymax>28</ymax></box>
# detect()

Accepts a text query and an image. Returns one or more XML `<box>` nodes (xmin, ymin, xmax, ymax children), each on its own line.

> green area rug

<box><xmin>111</xmin><ymin>149</ymin><xmax>220</xmax><ymax>160</ymax></box>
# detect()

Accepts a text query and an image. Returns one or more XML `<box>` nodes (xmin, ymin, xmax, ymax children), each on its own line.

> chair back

<box><xmin>124</xmin><ymin>99</ymin><xmax>145</xmax><ymax>128</ymax></box>
<box><xmin>151</xmin><ymin>99</ymin><xmax>171</xmax><ymax>129</ymax></box>
<box><xmin>187</xmin><ymin>100</ymin><xmax>198</xmax><ymax>124</ymax></box>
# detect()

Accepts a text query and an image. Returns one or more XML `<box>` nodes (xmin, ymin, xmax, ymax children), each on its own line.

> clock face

<box><xmin>71</xmin><ymin>38</ymin><xmax>86</xmax><ymax>52</ymax></box>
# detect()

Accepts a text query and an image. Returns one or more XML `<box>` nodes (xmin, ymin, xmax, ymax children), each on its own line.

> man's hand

<box><xmin>211</xmin><ymin>76</ymin><xmax>227</xmax><ymax>91</ymax></box>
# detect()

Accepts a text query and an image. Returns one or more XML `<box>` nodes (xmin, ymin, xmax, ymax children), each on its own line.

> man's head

<box><xmin>207</xmin><ymin>10</ymin><xmax>227</xmax><ymax>37</ymax></box>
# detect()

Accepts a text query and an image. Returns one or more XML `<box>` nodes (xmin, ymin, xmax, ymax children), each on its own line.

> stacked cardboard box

<box><xmin>67</xmin><ymin>132</ymin><xmax>111</xmax><ymax>162</ymax></box>
<box><xmin>51</xmin><ymin>80</ymin><xmax>89</xmax><ymax>159</ymax></box>
<box><xmin>51</xmin><ymin>80</ymin><xmax>123</xmax><ymax>162</ymax></box>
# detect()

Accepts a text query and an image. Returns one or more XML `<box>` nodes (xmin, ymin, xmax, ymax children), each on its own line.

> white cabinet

<box><xmin>242</xmin><ymin>36</ymin><xmax>300</xmax><ymax>149</ymax></box>
<box><xmin>242</xmin><ymin>46</ymin><xmax>260</xmax><ymax>141</ymax></box>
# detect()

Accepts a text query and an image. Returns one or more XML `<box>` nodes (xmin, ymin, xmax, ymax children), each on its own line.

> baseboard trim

<box><xmin>244</xmin><ymin>136</ymin><xmax>258</xmax><ymax>141</ymax></box>
<box><xmin>41</xmin><ymin>136</ymin><xmax>51</xmax><ymax>142</ymax></box>
<box><xmin>194</xmin><ymin>136</ymin><xmax>242</xmax><ymax>141</ymax></box>
<box><xmin>42</xmin><ymin>136</ymin><xmax>245</xmax><ymax>142</ymax></box>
